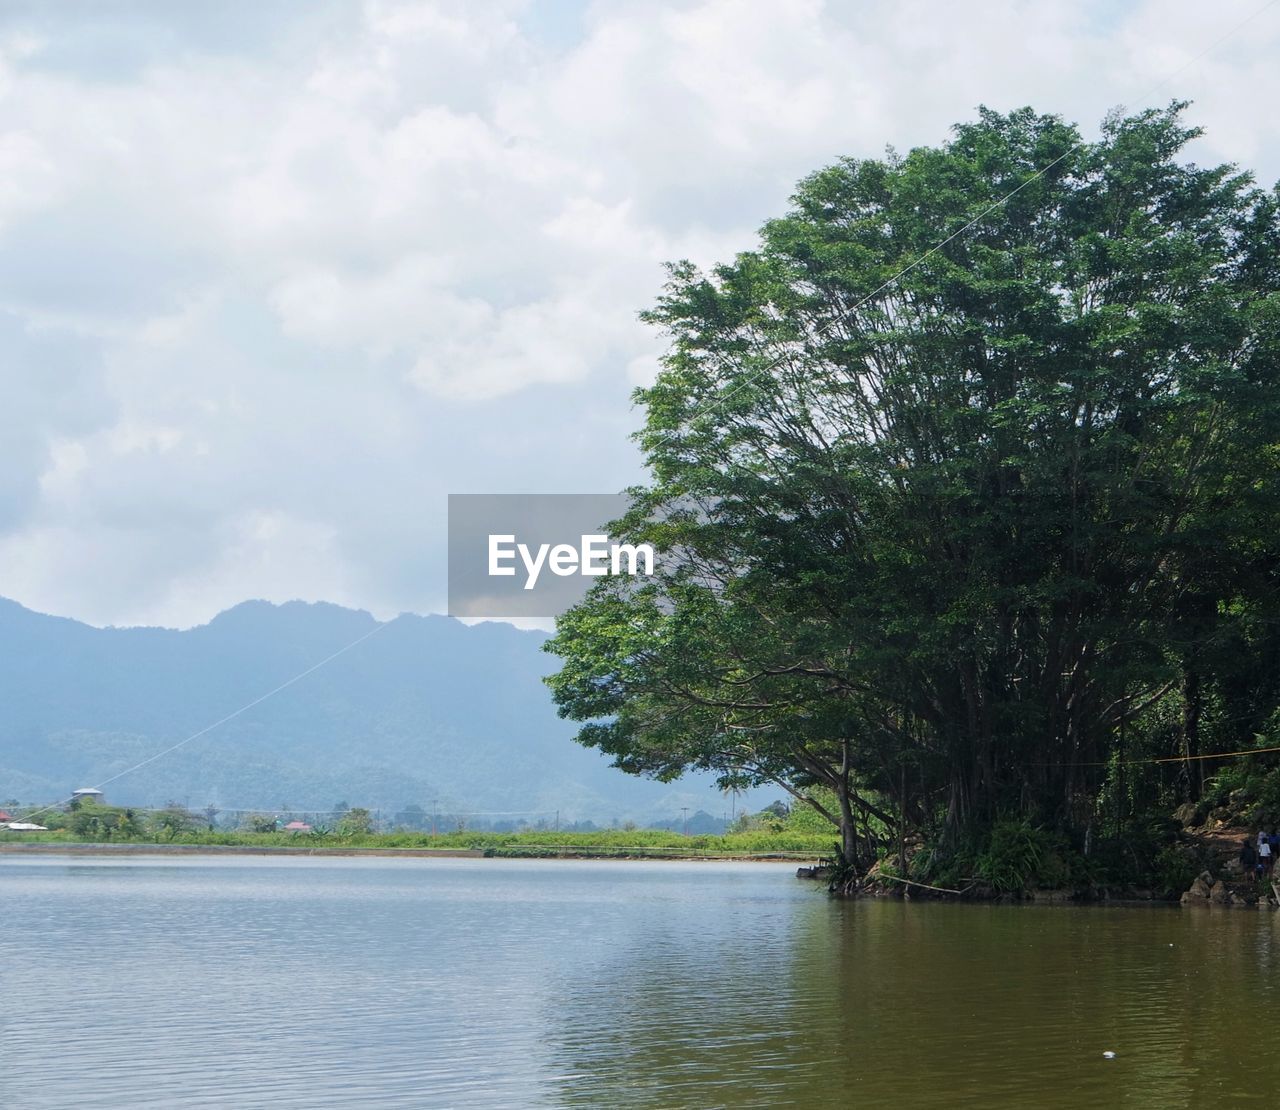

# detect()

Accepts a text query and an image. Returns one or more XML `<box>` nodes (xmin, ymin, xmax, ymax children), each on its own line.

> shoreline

<box><xmin>0</xmin><ymin>841</ymin><xmax>811</xmax><ymax>863</ymax></box>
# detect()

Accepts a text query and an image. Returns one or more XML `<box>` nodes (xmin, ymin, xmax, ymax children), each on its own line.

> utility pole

<box><xmin>432</xmin><ymin>797</ymin><xmax>439</xmax><ymax>836</ymax></box>
<box><xmin>682</xmin><ymin>807</ymin><xmax>689</xmax><ymax>836</ymax></box>
<box><xmin>555</xmin><ymin>809</ymin><xmax>559</xmax><ymax>832</ymax></box>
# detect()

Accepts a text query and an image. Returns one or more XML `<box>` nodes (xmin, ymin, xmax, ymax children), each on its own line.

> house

<box><xmin>0</xmin><ymin>810</ymin><xmax>13</xmax><ymax>823</ymax></box>
<box><xmin>3</xmin><ymin>822</ymin><xmax>49</xmax><ymax>831</ymax></box>
<box><xmin>283</xmin><ymin>821</ymin><xmax>312</xmax><ymax>832</ymax></box>
<box><xmin>71</xmin><ymin>788</ymin><xmax>105</xmax><ymax>806</ymax></box>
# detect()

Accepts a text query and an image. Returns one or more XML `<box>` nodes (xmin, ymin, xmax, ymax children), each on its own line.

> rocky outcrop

<box><xmin>1173</xmin><ymin>802</ymin><xmax>1203</xmax><ymax>828</ymax></box>
<box><xmin>1180</xmin><ymin>871</ymin><xmax>1214</xmax><ymax>904</ymax></box>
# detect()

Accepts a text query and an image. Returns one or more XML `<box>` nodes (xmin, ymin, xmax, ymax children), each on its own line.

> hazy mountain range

<box><xmin>0</xmin><ymin>597</ymin><xmax>761</xmax><ymax>824</ymax></box>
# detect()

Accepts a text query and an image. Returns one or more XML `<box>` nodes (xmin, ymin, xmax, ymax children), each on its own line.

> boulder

<box><xmin>1182</xmin><ymin>872</ymin><xmax>1214</xmax><ymax>903</ymax></box>
<box><xmin>1210</xmin><ymin>880</ymin><xmax>1230</xmax><ymax>904</ymax></box>
<box><xmin>1188</xmin><ymin>873</ymin><xmax>1213</xmax><ymax>898</ymax></box>
<box><xmin>1173</xmin><ymin>802</ymin><xmax>1202</xmax><ymax>828</ymax></box>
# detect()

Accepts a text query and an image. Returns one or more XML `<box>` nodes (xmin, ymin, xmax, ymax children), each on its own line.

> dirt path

<box><xmin>1186</xmin><ymin>824</ymin><xmax>1280</xmax><ymax>887</ymax></box>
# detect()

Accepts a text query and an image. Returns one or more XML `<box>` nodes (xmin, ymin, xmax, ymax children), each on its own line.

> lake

<box><xmin>1</xmin><ymin>855</ymin><xmax>1276</xmax><ymax>1107</ymax></box>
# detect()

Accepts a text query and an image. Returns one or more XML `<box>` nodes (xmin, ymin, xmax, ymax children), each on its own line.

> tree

<box><xmin>69</xmin><ymin>803</ymin><xmax>143</xmax><ymax>840</ymax></box>
<box><xmin>338</xmin><ymin>807</ymin><xmax>374</xmax><ymax>835</ymax></box>
<box><xmin>151</xmin><ymin>803</ymin><xmax>197</xmax><ymax>841</ymax></box>
<box><xmin>547</xmin><ymin>103</ymin><xmax>1280</xmax><ymax>871</ymax></box>
<box><xmin>393</xmin><ymin>803</ymin><xmax>428</xmax><ymax>830</ymax></box>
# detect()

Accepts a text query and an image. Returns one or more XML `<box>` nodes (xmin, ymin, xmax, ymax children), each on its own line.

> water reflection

<box><xmin>1</xmin><ymin>857</ymin><xmax>1276</xmax><ymax>1108</ymax></box>
<box><xmin>547</xmin><ymin>895</ymin><xmax>1280</xmax><ymax>1108</ymax></box>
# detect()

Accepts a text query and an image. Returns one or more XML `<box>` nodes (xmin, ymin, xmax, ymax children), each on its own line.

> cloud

<box><xmin>0</xmin><ymin>0</ymin><xmax>1277</xmax><ymax>627</ymax></box>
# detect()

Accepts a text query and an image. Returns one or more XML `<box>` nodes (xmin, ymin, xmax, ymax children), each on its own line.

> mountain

<box><xmin>0</xmin><ymin>598</ymin><xmax>758</xmax><ymax>823</ymax></box>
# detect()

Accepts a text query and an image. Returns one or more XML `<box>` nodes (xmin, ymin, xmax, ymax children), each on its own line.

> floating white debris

<box><xmin>1103</xmin><ymin>1051</ymin><xmax>1116</xmax><ymax>1059</ymax></box>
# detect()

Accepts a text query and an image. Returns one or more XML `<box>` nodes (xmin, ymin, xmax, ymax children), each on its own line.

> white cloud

<box><xmin>0</xmin><ymin>0</ymin><xmax>1277</xmax><ymax>627</ymax></box>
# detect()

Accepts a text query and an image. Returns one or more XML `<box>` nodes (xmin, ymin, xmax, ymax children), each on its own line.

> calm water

<box><xmin>1</xmin><ymin>856</ymin><xmax>1277</xmax><ymax>1108</ymax></box>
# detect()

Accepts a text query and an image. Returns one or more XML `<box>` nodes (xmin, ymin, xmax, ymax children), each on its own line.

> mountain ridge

<box><xmin>0</xmin><ymin>596</ymin><xmax>751</xmax><ymax>822</ymax></box>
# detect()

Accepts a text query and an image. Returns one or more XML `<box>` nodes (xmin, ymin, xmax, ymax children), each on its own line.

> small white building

<box><xmin>71</xmin><ymin>788</ymin><xmax>105</xmax><ymax>806</ymax></box>
<box><xmin>3</xmin><ymin>821</ymin><xmax>49</xmax><ymax>831</ymax></box>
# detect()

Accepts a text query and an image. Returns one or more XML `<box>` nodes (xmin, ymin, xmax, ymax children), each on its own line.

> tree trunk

<box><xmin>835</xmin><ymin>777</ymin><xmax>858</xmax><ymax>863</ymax></box>
<box><xmin>1183</xmin><ymin>664</ymin><xmax>1203</xmax><ymax>801</ymax></box>
<box><xmin>897</xmin><ymin>763</ymin><xmax>907</xmax><ymax>874</ymax></box>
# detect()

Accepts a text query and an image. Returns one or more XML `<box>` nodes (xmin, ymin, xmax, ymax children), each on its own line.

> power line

<box><xmin>16</xmin><ymin>620</ymin><xmax>389</xmax><ymax>826</ymax></box>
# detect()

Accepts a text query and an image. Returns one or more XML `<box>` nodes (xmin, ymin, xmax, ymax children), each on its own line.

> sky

<box><xmin>1</xmin><ymin>0</ymin><xmax>1278</xmax><ymax>630</ymax></box>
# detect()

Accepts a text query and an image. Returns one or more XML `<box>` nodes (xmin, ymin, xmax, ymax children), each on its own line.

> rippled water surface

<box><xmin>2</xmin><ymin>855</ymin><xmax>1278</xmax><ymax>1107</ymax></box>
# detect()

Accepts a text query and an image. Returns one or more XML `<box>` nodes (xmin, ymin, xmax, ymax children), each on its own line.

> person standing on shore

<box><xmin>1258</xmin><ymin>829</ymin><xmax>1272</xmax><ymax>876</ymax></box>
<box><xmin>1242</xmin><ymin>837</ymin><xmax>1258</xmax><ymax>880</ymax></box>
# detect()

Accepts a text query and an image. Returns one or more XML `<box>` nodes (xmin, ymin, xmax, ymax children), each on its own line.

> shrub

<box><xmin>975</xmin><ymin>817</ymin><xmax>1044</xmax><ymax>893</ymax></box>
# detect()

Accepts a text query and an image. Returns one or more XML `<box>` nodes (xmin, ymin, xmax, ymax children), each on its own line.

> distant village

<box><xmin>0</xmin><ymin>787</ymin><xmax>743</xmax><ymax>838</ymax></box>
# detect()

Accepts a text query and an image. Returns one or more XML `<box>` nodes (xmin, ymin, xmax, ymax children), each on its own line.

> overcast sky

<box><xmin>2</xmin><ymin>0</ymin><xmax>1278</xmax><ymax>629</ymax></box>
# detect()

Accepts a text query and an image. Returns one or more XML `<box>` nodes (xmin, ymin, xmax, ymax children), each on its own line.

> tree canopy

<box><xmin>546</xmin><ymin>103</ymin><xmax>1280</xmax><ymax>873</ymax></box>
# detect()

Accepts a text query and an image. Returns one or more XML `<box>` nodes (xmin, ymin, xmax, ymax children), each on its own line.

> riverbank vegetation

<box><xmin>545</xmin><ymin>103</ymin><xmax>1280</xmax><ymax>897</ymax></box>
<box><xmin>0</xmin><ymin>801</ymin><xmax>832</xmax><ymax>857</ymax></box>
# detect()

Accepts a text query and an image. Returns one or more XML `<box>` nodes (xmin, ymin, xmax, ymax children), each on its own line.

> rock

<box><xmin>1173</xmin><ymin>801</ymin><xmax>1202</xmax><ymax>827</ymax></box>
<box><xmin>1183</xmin><ymin>872</ymin><xmax>1214</xmax><ymax>903</ymax></box>
<box><xmin>1210</xmin><ymin>880</ymin><xmax>1230</xmax><ymax>904</ymax></box>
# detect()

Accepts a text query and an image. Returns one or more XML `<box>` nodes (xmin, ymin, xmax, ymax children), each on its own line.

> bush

<box><xmin>920</xmin><ymin>818</ymin><xmax>1088</xmax><ymax>893</ymax></box>
<box><xmin>975</xmin><ymin>817</ymin><xmax>1045</xmax><ymax>893</ymax></box>
<box><xmin>1151</xmin><ymin>844</ymin><xmax>1200</xmax><ymax>896</ymax></box>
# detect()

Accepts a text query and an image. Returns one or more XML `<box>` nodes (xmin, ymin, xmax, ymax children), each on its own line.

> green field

<box><xmin>0</xmin><ymin>825</ymin><xmax>835</xmax><ymax>859</ymax></box>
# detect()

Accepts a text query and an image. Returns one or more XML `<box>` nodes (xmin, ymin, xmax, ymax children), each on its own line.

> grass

<box><xmin>0</xmin><ymin>826</ymin><xmax>835</xmax><ymax>859</ymax></box>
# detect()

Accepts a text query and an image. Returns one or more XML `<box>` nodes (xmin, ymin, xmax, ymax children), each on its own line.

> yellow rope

<box><xmin>1134</xmin><ymin>743</ymin><xmax>1280</xmax><ymax>766</ymax></box>
<box><xmin>1033</xmin><ymin>743</ymin><xmax>1280</xmax><ymax>768</ymax></box>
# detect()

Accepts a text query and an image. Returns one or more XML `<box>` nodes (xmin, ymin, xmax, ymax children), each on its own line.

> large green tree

<box><xmin>546</xmin><ymin>103</ymin><xmax>1280</xmax><ymax>866</ymax></box>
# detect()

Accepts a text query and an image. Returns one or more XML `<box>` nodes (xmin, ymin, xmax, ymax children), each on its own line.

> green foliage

<box><xmin>338</xmin><ymin>807</ymin><xmax>374</xmax><ymax>835</ymax></box>
<box><xmin>67</xmin><ymin>803</ymin><xmax>143</xmax><ymax>840</ymax></box>
<box><xmin>27</xmin><ymin>823</ymin><xmax>835</xmax><ymax>855</ymax></box>
<box><xmin>150</xmin><ymin>804</ymin><xmax>197</xmax><ymax>841</ymax></box>
<box><xmin>1202</xmin><ymin>750</ymin><xmax>1280</xmax><ymax>827</ymax></box>
<box><xmin>545</xmin><ymin>100</ymin><xmax>1280</xmax><ymax>863</ymax></box>
<box><xmin>972</xmin><ymin>817</ymin><xmax>1045</xmax><ymax>893</ymax></box>
<box><xmin>785</xmin><ymin>790</ymin><xmax>840</xmax><ymax>834</ymax></box>
<box><xmin>1151</xmin><ymin>844</ymin><xmax>1201</xmax><ymax>897</ymax></box>
<box><xmin>732</xmin><ymin>802</ymin><xmax>790</xmax><ymax>834</ymax></box>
